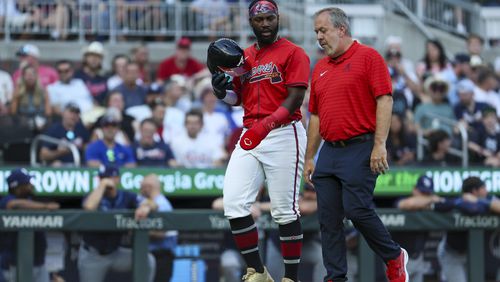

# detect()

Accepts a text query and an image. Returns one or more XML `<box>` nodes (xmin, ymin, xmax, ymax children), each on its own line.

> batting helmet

<box><xmin>207</xmin><ymin>38</ymin><xmax>249</xmax><ymax>77</ymax></box>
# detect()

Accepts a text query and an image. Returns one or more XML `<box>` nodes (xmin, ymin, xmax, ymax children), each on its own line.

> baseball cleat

<box><xmin>242</xmin><ymin>267</ymin><xmax>274</xmax><ymax>282</ymax></box>
<box><xmin>386</xmin><ymin>248</ymin><xmax>409</xmax><ymax>282</ymax></box>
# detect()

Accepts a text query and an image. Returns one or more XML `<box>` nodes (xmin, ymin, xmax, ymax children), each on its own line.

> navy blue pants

<box><xmin>313</xmin><ymin>140</ymin><xmax>401</xmax><ymax>282</ymax></box>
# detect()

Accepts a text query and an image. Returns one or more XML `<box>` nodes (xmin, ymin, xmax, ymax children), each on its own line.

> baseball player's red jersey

<box><xmin>233</xmin><ymin>38</ymin><xmax>310</xmax><ymax>128</ymax></box>
<box><xmin>309</xmin><ymin>41</ymin><xmax>392</xmax><ymax>141</ymax></box>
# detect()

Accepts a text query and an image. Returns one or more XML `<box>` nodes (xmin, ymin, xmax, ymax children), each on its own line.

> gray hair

<box><xmin>314</xmin><ymin>7</ymin><xmax>351</xmax><ymax>37</ymax></box>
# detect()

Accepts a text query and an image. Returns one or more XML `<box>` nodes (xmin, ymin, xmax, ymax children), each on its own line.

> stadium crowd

<box><xmin>0</xmin><ymin>10</ymin><xmax>500</xmax><ymax>281</ymax></box>
<box><xmin>1</xmin><ymin>33</ymin><xmax>500</xmax><ymax>169</ymax></box>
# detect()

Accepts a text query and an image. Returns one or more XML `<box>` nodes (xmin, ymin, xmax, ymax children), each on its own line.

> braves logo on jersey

<box><xmin>243</xmin><ymin>62</ymin><xmax>283</xmax><ymax>84</ymax></box>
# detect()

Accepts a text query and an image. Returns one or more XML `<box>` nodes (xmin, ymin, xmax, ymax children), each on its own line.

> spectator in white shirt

<box><xmin>161</xmin><ymin>103</ymin><xmax>185</xmax><ymax>145</ymax></box>
<box><xmin>0</xmin><ymin>66</ymin><xmax>13</xmax><ymax>116</ymax></box>
<box><xmin>170</xmin><ymin>109</ymin><xmax>226</xmax><ymax>168</ymax></box>
<box><xmin>163</xmin><ymin>75</ymin><xmax>192</xmax><ymax>113</ymax></box>
<box><xmin>200</xmin><ymin>84</ymin><xmax>229</xmax><ymax>147</ymax></box>
<box><xmin>48</xmin><ymin>60</ymin><xmax>94</xmax><ymax>115</ymax></box>
<box><xmin>474</xmin><ymin>66</ymin><xmax>500</xmax><ymax>116</ymax></box>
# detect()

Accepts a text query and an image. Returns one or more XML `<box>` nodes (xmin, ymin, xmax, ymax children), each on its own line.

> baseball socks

<box><xmin>229</xmin><ymin>215</ymin><xmax>264</xmax><ymax>273</ymax></box>
<box><xmin>279</xmin><ymin>219</ymin><xmax>303</xmax><ymax>282</ymax></box>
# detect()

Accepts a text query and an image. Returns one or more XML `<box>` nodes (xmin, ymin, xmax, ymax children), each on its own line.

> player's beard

<box><xmin>253</xmin><ymin>23</ymin><xmax>279</xmax><ymax>46</ymax></box>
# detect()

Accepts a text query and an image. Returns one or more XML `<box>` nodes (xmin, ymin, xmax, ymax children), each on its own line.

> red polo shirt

<box><xmin>309</xmin><ymin>41</ymin><xmax>392</xmax><ymax>141</ymax></box>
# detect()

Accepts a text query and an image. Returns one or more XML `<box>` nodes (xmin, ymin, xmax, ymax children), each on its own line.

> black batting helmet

<box><xmin>207</xmin><ymin>38</ymin><xmax>248</xmax><ymax>76</ymax></box>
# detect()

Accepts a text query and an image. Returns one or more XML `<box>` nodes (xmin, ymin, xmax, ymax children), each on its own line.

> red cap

<box><xmin>177</xmin><ymin>37</ymin><xmax>191</xmax><ymax>49</ymax></box>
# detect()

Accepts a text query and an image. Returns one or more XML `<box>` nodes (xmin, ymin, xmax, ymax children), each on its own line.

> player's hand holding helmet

<box><xmin>207</xmin><ymin>38</ymin><xmax>248</xmax><ymax>100</ymax></box>
<box><xmin>211</xmin><ymin>73</ymin><xmax>231</xmax><ymax>100</ymax></box>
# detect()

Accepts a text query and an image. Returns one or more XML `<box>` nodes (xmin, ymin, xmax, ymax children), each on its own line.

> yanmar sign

<box><xmin>1</xmin><ymin>215</ymin><xmax>63</xmax><ymax>229</ymax></box>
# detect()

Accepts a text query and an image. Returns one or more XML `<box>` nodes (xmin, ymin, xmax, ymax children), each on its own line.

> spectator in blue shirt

<box><xmin>85</xmin><ymin>112</ymin><xmax>136</xmax><ymax>168</ymax></box>
<box><xmin>453</xmin><ymin>79</ymin><xmax>488</xmax><ymax>126</ymax></box>
<box><xmin>111</xmin><ymin>62</ymin><xmax>147</xmax><ymax>109</ymax></box>
<box><xmin>78</xmin><ymin>165</ymin><xmax>156</xmax><ymax>282</ymax></box>
<box><xmin>468</xmin><ymin>107</ymin><xmax>500</xmax><ymax>167</ymax></box>
<box><xmin>0</xmin><ymin>168</ymin><xmax>60</xmax><ymax>282</ymax></box>
<box><xmin>139</xmin><ymin>174</ymin><xmax>177</xmax><ymax>282</ymax></box>
<box><xmin>39</xmin><ymin>102</ymin><xmax>90</xmax><ymax>166</ymax></box>
<box><xmin>133</xmin><ymin>118</ymin><xmax>177</xmax><ymax>167</ymax></box>
<box><xmin>437</xmin><ymin>177</ymin><xmax>500</xmax><ymax>282</ymax></box>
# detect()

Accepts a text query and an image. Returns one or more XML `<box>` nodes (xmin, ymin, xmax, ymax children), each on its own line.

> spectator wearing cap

<box><xmin>453</xmin><ymin>79</ymin><xmax>488</xmax><ymax>126</ymax></box>
<box><xmin>448</xmin><ymin>53</ymin><xmax>473</xmax><ymax>105</ymax></box>
<box><xmin>139</xmin><ymin>174</ymin><xmax>177</xmax><ymax>282</ymax></box>
<box><xmin>92</xmin><ymin>91</ymin><xmax>136</xmax><ymax>144</ymax></box>
<box><xmin>133</xmin><ymin>118</ymin><xmax>177</xmax><ymax>167</ymax></box>
<box><xmin>437</xmin><ymin>176</ymin><xmax>500</xmax><ymax>282</ymax></box>
<box><xmin>111</xmin><ymin>62</ymin><xmax>147</xmax><ymax>109</ymax></box>
<box><xmin>156</xmin><ymin>37</ymin><xmax>206</xmax><ymax>85</ymax></box>
<box><xmin>74</xmin><ymin>42</ymin><xmax>108</xmax><ymax>105</ymax></box>
<box><xmin>79</xmin><ymin>165</ymin><xmax>156</xmax><ymax>282</ymax></box>
<box><xmin>473</xmin><ymin>66</ymin><xmax>500</xmax><ymax>116</ymax></box>
<box><xmin>12</xmin><ymin>44</ymin><xmax>58</xmax><ymax>88</ymax></box>
<box><xmin>39</xmin><ymin>103</ymin><xmax>90</xmax><ymax>166</ymax></box>
<box><xmin>47</xmin><ymin>60</ymin><xmax>94</xmax><ymax>116</ymax></box>
<box><xmin>145</xmin><ymin>83</ymin><xmax>163</xmax><ymax>105</ymax></box>
<box><xmin>107</xmin><ymin>54</ymin><xmax>131</xmax><ymax>91</ymax></box>
<box><xmin>85</xmin><ymin>111</ymin><xmax>136</xmax><ymax>168</ymax></box>
<box><xmin>414</xmin><ymin>76</ymin><xmax>456</xmax><ymax>136</ymax></box>
<box><xmin>0</xmin><ymin>63</ymin><xmax>13</xmax><ymax>116</ymax></box>
<box><xmin>468</xmin><ymin>107</ymin><xmax>500</xmax><ymax>167</ymax></box>
<box><xmin>452</xmin><ymin>53</ymin><xmax>472</xmax><ymax>81</ymax></box>
<box><xmin>0</xmin><ymin>168</ymin><xmax>59</xmax><ymax>282</ymax></box>
<box><xmin>394</xmin><ymin>175</ymin><xmax>443</xmax><ymax>282</ymax></box>
<box><xmin>10</xmin><ymin>64</ymin><xmax>52</xmax><ymax>123</ymax></box>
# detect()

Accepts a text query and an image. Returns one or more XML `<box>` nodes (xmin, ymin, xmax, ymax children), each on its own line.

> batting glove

<box><xmin>240</xmin><ymin>107</ymin><xmax>290</xmax><ymax>150</ymax></box>
<box><xmin>211</xmin><ymin>73</ymin><xmax>231</xmax><ymax>100</ymax></box>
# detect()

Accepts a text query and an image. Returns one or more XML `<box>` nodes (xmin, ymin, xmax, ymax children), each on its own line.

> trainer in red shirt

<box><xmin>156</xmin><ymin>37</ymin><xmax>205</xmax><ymax>84</ymax></box>
<box><xmin>309</xmin><ymin>40</ymin><xmax>392</xmax><ymax>141</ymax></box>
<box><xmin>303</xmin><ymin>7</ymin><xmax>408</xmax><ymax>282</ymax></box>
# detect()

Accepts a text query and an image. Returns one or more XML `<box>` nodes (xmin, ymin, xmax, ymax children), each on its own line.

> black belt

<box><xmin>327</xmin><ymin>133</ymin><xmax>374</xmax><ymax>148</ymax></box>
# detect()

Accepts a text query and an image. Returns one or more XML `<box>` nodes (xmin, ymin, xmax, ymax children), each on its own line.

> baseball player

<box><xmin>0</xmin><ymin>168</ymin><xmax>60</xmax><ymax>282</ymax></box>
<box><xmin>209</xmin><ymin>1</ymin><xmax>310</xmax><ymax>281</ymax></box>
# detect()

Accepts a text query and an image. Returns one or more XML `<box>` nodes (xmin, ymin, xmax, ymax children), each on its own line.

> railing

<box><xmin>396</xmin><ymin>0</ymin><xmax>482</xmax><ymax>35</ymax></box>
<box><xmin>387</xmin><ymin>0</ymin><xmax>435</xmax><ymax>39</ymax></box>
<box><xmin>416</xmin><ymin>112</ymin><xmax>469</xmax><ymax>168</ymax></box>
<box><xmin>29</xmin><ymin>134</ymin><xmax>81</xmax><ymax>167</ymax></box>
<box><xmin>0</xmin><ymin>209</ymin><xmax>497</xmax><ymax>282</ymax></box>
<box><xmin>0</xmin><ymin>0</ymin><xmax>308</xmax><ymax>44</ymax></box>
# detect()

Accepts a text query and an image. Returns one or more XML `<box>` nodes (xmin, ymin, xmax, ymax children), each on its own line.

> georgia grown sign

<box><xmin>0</xmin><ymin>167</ymin><xmax>499</xmax><ymax>197</ymax></box>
